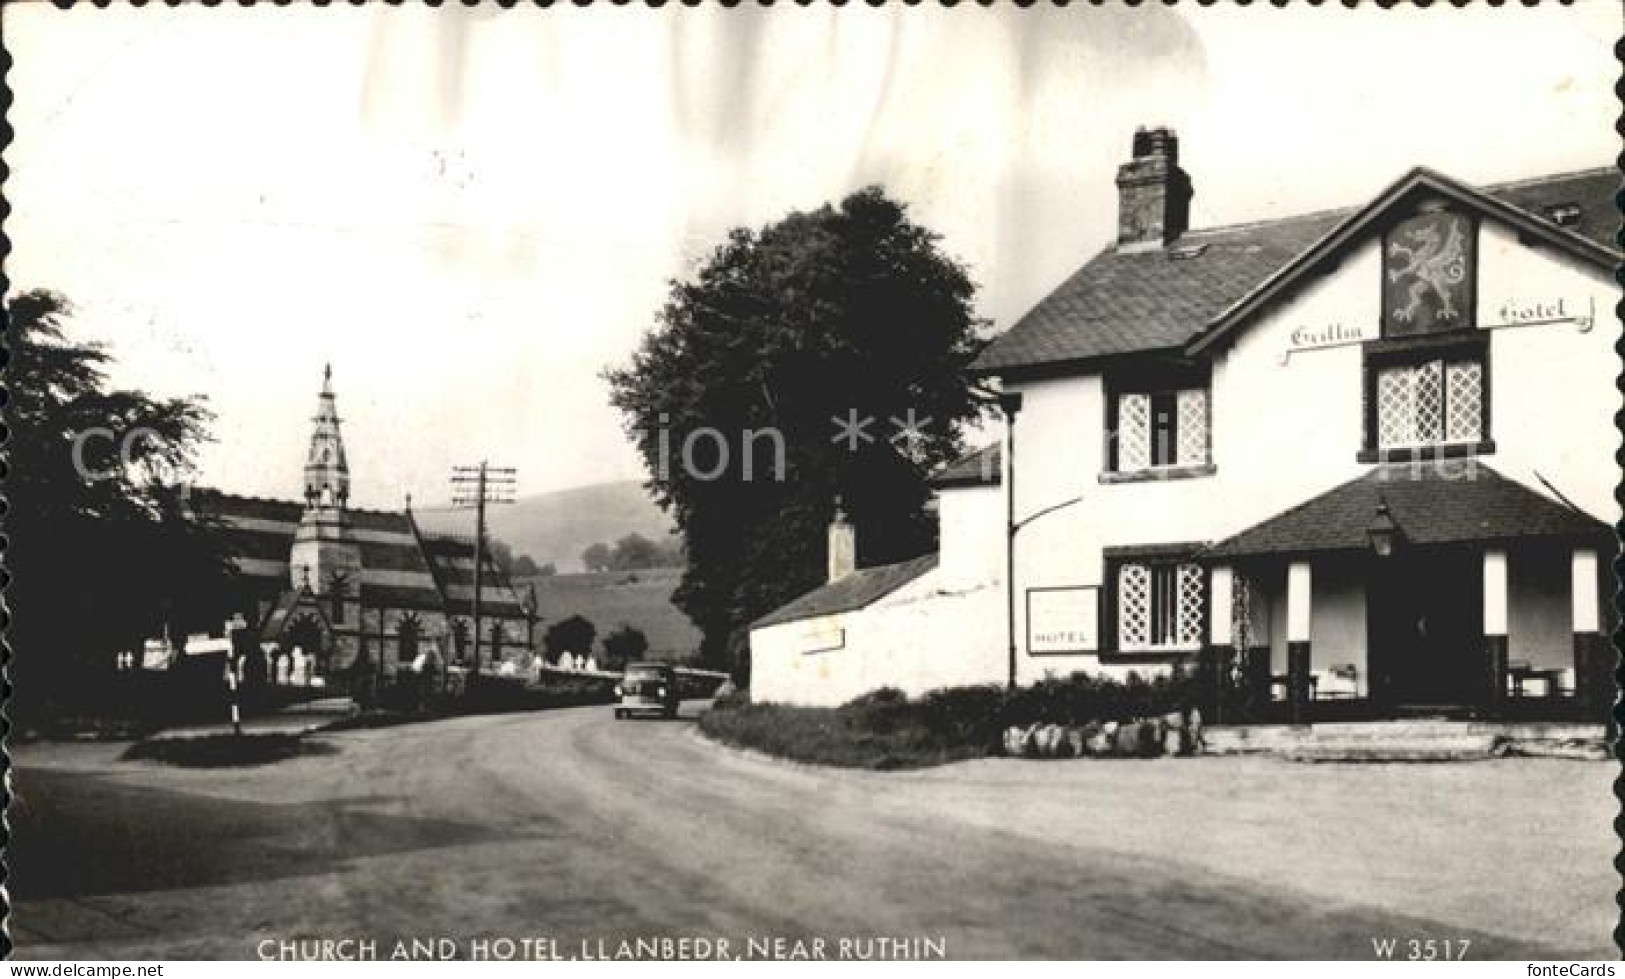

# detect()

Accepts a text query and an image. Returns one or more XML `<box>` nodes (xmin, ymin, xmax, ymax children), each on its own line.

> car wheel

<box><xmin>614</xmin><ymin>709</ymin><xmax>625</xmax><ymax>720</ymax></box>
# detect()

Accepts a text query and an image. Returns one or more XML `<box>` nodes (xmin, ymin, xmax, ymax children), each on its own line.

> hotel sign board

<box><xmin>1283</xmin><ymin>296</ymin><xmax>1595</xmax><ymax>362</ymax></box>
<box><xmin>1027</xmin><ymin>586</ymin><xmax>1099</xmax><ymax>655</ymax></box>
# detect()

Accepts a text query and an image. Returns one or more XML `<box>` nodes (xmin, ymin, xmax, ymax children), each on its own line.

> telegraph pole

<box><xmin>451</xmin><ymin>462</ymin><xmax>516</xmax><ymax>679</ymax></box>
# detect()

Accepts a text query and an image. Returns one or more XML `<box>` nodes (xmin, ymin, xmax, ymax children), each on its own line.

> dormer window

<box><xmin>1104</xmin><ymin>360</ymin><xmax>1213</xmax><ymax>481</ymax></box>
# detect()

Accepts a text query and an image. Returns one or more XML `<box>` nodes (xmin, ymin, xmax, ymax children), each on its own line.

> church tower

<box><xmin>289</xmin><ymin>365</ymin><xmax>361</xmax><ymax>595</ymax></box>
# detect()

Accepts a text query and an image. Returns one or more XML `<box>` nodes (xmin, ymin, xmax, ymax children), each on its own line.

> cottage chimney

<box><xmin>1115</xmin><ymin>126</ymin><xmax>1192</xmax><ymax>249</ymax></box>
<box><xmin>827</xmin><ymin>497</ymin><xmax>856</xmax><ymax>583</ymax></box>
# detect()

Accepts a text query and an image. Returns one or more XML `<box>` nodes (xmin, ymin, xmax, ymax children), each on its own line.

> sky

<box><xmin>7</xmin><ymin>2</ymin><xmax>1618</xmax><ymax>509</ymax></box>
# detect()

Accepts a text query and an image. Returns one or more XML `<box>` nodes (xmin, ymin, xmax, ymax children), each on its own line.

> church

<box><xmin>188</xmin><ymin>367</ymin><xmax>535</xmax><ymax>685</ymax></box>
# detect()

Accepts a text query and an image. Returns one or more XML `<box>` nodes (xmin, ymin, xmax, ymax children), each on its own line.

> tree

<box><xmin>511</xmin><ymin>554</ymin><xmax>541</xmax><ymax>576</ymax></box>
<box><xmin>654</xmin><ymin>534</ymin><xmax>685</xmax><ymax>569</ymax></box>
<box><xmin>542</xmin><ymin>614</ymin><xmax>597</xmax><ymax>659</ymax></box>
<box><xmin>6</xmin><ymin>289</ymin><xmax>235</xmax><ymax>721</ymax></box>
<box><xmin>600</xmin><ymin>624</ymin><xmax>650</xmax><ymax>669</ymax></box>
<box><xmin>606</xmin><ymin>187</ymin><xmax>986</xmax><ymax>672</ymax></box>
<box><xmin>581</xmin><ymin>542</ymin><xmax>613</xmax><ymax>573</ymax></box>
<box><xmin>535</xmin><ymin>561</ymin><xmax>558</xmax><ymax>577</ymax></box>
<box><xmin>609</xmin><ymin>533</ymin><xmax>660</xmax><ymax>571</ymax></box>
<box><xmin>487</xmin><ymin>539</ymin><xmax>512</xmax><ymax>573</ymax></box>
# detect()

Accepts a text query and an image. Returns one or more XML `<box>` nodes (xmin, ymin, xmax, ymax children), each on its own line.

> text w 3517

<box><xmin>1370</xmin><ymin>937</ymin><xmax>1470</xmax><ymax>961</ymax></box>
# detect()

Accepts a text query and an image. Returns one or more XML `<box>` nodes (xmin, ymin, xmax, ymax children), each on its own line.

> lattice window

<box><xmin>1176</xmin><ymin>389</ymin><xmax>1209</xmax><ymax>466</ymax></box>
<box><xmin>1176</xmin><ymin>564</ymin><xmax>1205</xmax><ymax>647</ymax></box>
<box><xmin>1444</xmin><ymin>360</ymin><xmax>1483</xmax><ymax>443</ymax></box>
<box><xmin>1375</xmin><ymin>356</ymin><xmax>1483</xmax><ymax>449</ymax></box>
<box><xmin>1118</xmin><ymin>563</ymin><xmax>1151</xmax><ymax>649</ymax></box>
<box><xmin>1413</xmin><ymin>359</ymin><xmax>1443</xmax><ymax>444</ymax></box>
<box><xmin>1376</xmin><ymin>366</ymin><xmax>1416</xmax><ymax>448</ymax></box>
<box><xmin>1116</xmin><ymin>387</ymin><xmax>1210</xmax><ymax>471</ymax></box>
<box><xmin>1117</xmin><ymin>393</ymin><xmax>1151</xmax><ymax>472</ymax></box>
<box><xmin>1118</xmin><ymin>561</ymin><xmax>1203</xmax><ymax>651</ymax></box>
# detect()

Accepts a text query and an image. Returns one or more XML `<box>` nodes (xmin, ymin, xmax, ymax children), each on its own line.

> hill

<box><xmin>515</xmin><ymin>567</ymin><xmax>702</xmax><ymax>662</ymax></box>
<box><xmin>418</xmin><ymin>479</ymin><xmax>676</xmax><ymax>573</ymax></box>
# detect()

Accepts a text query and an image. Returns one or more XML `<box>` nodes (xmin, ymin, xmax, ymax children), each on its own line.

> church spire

<box><xmin>290</xmin><ymin>364</ymin><xmax>361</xmax><ymax>592</ymax></box>
<box><xmin>304</xmin><ymin>363</ymin><xmax>349</xmax><ymax>509</ymax></box>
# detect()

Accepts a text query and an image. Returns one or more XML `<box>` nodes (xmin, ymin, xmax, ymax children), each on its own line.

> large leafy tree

<box><xmin>6</xmin><ymin>290</ymin><xmax>235</xmax><ymax>719</ymax></box>
<box><xmin>542</xmin><ymin>614</ymin><xmax>597</xmax><ymax>659</ymax></box>
<box><xmin>606</xmin><ymin>187</ymin><xmax>986</xmax><ymax>674</ymax></box>
<box><xmin>599</xmin><ymin>624</ymin><xmax>650</xmax><ymax>670</ymax></box>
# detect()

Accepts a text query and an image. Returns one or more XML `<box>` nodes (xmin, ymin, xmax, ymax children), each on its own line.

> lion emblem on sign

<box><xmin>1385</xmin><ymin>212</ymin><xmax>1470</xmax><ymax>329</ymax></box>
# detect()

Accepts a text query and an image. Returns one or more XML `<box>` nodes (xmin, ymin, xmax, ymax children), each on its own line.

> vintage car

<box><xmin>613</xmin><ymin>661</ymin><xmax>680</xmax><ymax>719</ymax></box>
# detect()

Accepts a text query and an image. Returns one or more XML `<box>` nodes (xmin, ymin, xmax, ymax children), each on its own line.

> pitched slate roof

<box><xmin>186</xmin><ymin>489</ymin><xmax>301</xmax><ymax>593</ymax></box>
<box><xmin>186</xmin><ymin>490</ymin><xmax>509</xmax><ymax>615</ymax></box>
<box><xmin>931</xmin><ymin>443</ymin><xmax>1002</xmax><ymax>488</ymax></box>
<box><xmin>1204</xmin><ymin>463</ymin><xmax>1609</xmax><ymax>559</ymax></box>
<box><xmin>1484</xmin><ymin>168</ymin><xmax>1619</xmax><ymax>250</ymax></box>
<box><xmin>417</xmin><ymin>532</ymin><xmax>528</xmax><ymax>619</ymax></box>
<box><xmin>976</xmin><ymin>210</ymin><xmax>1348</xmax><ymax>372</ymax></box>
<box><xmin>351</xmin><ymin>512</ymin><xmax>449</xmax><ymax>611</ymax></box>
<box><xmin>974</xmin><ymin>167</ymin><xmax>1618</xmax><ymax>375</ymax></box>
<box><xmin>752</xmin><ymin>554</ymin><xmax>939</xmax><ymax>629</ymax></box>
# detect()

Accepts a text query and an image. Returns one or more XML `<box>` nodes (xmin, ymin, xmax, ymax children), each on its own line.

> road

<box><xmin>10</xmin><ymin>703</ymin><xmax>1615</xmax><ymax>960</ymax></box>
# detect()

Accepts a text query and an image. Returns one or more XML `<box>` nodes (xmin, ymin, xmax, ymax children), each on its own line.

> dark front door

<box><xmin>1368</xmin><ymin>549</ymin><xmax>1483</xmax><ymax>709</ymax></box>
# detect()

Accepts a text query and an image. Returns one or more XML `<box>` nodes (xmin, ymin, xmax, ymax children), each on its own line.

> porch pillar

<box><xmin>1205</xmin><ymin>566</ymin><xmax>1235</xmax><ymax>723</ymax></box>
<box><xmin>1570</xmin><ymin>548</ymin><xmax>1608</xmax><ymax>718</ymax></box>
<box><xmin>1286</xmin><ymin>560</ymin><xmax>1312</xmax><ymax>724</ymax></box>
<box><xmin>1483</xmin><ymin>549</ymin><xmax>1509</xmax><ymax>712</ymax></box>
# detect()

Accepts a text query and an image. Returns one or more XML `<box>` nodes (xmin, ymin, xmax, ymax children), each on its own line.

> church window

<box><xmin>398</xmin><ymin>617</ymin><xmax>420</xmax><ymax>664</ymax></box>
<box><xmin>329</xmin><ymin>575</ymin><xmax>347</xmax><ymax>624</ymax></box>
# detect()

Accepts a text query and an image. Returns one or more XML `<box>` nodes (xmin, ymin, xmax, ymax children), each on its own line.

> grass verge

<box><xmin>122</xmin><ymin>733</ymin><xmax>338</xmax><ymax>768</ymax></box>
<box><xmin>697</xmin><ymin>699</ymin><xmax>991</xmax><ymax>770</ymax></box>
<box><xmin>698</xmin><ymin>673</ymin><xmax>1200</xmax><ymax>770</ymax></box>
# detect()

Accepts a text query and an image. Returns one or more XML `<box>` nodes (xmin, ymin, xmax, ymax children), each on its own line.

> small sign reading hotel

<box><xmin>1027</xmin><ymin>587</ymin><xmax>1100</xmax><ymax>654</ymax></box>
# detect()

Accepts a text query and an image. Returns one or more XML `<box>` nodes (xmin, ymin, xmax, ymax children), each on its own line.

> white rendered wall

<box><xmin>937</xmin><ymin>484</ymin><xmax>1004</xmax><ymax>590</ymax></box>
<box><xmin>749</xmin><ymin>569</ymin><xmax>1004</xmax><ymax>707</ymax></box>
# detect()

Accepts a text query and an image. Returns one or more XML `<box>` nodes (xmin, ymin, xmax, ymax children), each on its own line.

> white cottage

<box><xmin>751</xmin><ymin>128</ymin><xmax>1617</xmax><ymax>721</ymax></box>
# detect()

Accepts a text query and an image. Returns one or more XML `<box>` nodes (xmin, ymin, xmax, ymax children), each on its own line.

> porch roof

<box><xmin>1205</xmin><ymin>463</ymin><xmax>1609</xmax><ymax>560</ymax></box>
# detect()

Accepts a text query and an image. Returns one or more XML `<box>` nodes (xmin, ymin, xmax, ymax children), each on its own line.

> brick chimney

<box><xmin>827</xmin><ymin>497</ymin><xmax>856</xmax><ymax>583</ymax></box>
<box><xmin>1115</xmin><ymin>126</ymin><xmax>1192</xmax><ymax>249</ymax></box>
